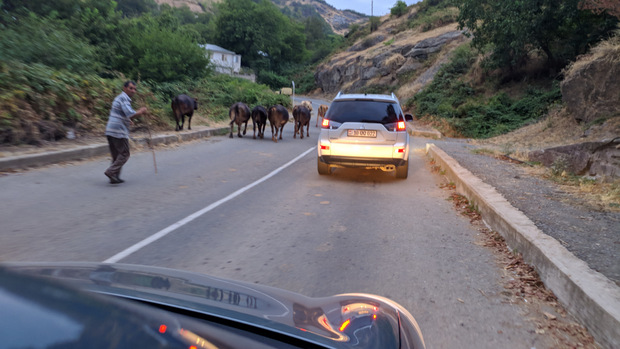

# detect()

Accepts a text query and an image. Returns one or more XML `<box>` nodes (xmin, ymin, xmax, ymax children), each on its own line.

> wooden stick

<box><xmin>146</xmin><ymin>125</ymin><xmax>157</xmax><ymax>174</ymax></box>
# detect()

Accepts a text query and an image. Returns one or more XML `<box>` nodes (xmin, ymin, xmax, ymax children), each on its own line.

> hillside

<box><xmin>153</xmin><ymin>0</ymin><xmax>366</xmax><ymax>35</ymax></box>
<box><xmin>2</xmin><ymin>0</ymin><xmax>617</xmax><ymax>179</ymax></box>
<box><xmin>311</xmin><ymin>4</ymin><xmax>619</xmax><ymax>179</ymax></box>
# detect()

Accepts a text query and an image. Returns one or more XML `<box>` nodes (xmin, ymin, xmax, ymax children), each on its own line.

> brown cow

<box><xmin>171</xmin><ymin>94</ymin><xmax>198</xmax><ymax>131</ymax></box>
<box><xmin>251</xmin><ymin>105</ymin><xmax>268</xmax><ymax>139</ymax></box>
<box><xmin>316</xmin><ymin>104</ymin><xmax>328</xmax><ymax>127</ymax></box>
<box><xmin>229</xmin><ymin>102</ymin><xmax>252</xmax><ymax>138</ymax></box>
<box><xmin>301</xmin><ymin>100</ymin><xmax>313</xmax><ymax>113</ymax></box>
<box><xmin>292</xmin><ymin>105</ymin><xmax>311</xmax><ymax>139</ymax></box>
<box><xmin>267</xmin><ymin>105</ymin><xmax>289</xmax><ymax>143</ymax></box>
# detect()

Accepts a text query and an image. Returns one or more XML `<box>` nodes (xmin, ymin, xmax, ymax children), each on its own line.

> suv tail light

<box><xmin>321</xmin><ymin>119</ymin><xmax>330</xmax><ymax>128</ymax></box>
<box><xmin>397</xmin><ymin>121</ymin><xmax>406</xmax><ymax>131</ymax></box>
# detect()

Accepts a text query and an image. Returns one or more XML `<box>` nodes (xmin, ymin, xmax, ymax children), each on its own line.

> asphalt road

<box><xmin>0</xmin><ymin>108</ymin><xmax>564</xmax><ymax>348</ymax></box>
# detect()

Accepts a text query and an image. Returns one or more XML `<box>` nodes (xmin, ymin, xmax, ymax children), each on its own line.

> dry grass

<box><xmin>474</xmin><ymin>106</ymin><xmax>620</xmax><ymax>151</ymax></box>
<box><xmin>563</xmin><ymin>29</ymin><xmax>620</xmax><ymax>77</ymax></box>
<box><xmin>466</xmin><ymin>103</ymin><xmax>620</xmax><ymax>212</ymax></box>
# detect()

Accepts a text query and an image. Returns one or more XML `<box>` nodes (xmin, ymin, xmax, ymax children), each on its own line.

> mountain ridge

<box><xmin>153</xmin><ymin>0</ymin><xmax>366</xmax><ymax>35</ymax></box>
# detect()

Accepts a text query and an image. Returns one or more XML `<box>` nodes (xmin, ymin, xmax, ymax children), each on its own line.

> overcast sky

<box><xmin>325</xmin><ymin>0</ymin><xmax>421</xmax><ymax>16</ymax></box>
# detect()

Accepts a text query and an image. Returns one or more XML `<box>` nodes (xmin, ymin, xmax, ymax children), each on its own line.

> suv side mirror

<box><xmin>405</xmin><ymin>113</ymin><xmax>414</xmax><ymax>121</ymax></box>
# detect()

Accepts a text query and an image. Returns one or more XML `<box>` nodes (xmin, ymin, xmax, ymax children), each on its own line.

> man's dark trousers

<box><xmin>105</xmin><ymin>136</ymin><xmax>130</xmax><ymax>178</ymax></box>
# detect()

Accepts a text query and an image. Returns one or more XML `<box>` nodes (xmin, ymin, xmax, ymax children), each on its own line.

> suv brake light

<box><xmin>397</xmin><ymin>121</ymin><xmax>406</xmax><ymax>131</ymax></box>
<box><xmin>321</xmin><ymin>119</ymin><xmax>330</xmax><ymax>128</ymax></box>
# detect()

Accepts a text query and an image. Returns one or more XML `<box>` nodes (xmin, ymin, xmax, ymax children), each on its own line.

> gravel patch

<box><xmin>428</xmin><ymin>138</ymin><xmax>620</xmax><ymax>287</ymax></box>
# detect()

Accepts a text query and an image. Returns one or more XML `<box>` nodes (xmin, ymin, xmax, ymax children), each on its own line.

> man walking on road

<box><xmin>104</xmin><ymin>80</ymin><xmax>148</xmax><ymax>184</ymax></box>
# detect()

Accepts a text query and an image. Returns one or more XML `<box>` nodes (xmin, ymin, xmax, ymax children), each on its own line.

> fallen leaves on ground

<box><xmin>439</xmin><ymin>181</ymin><xmax>599</xmax><ymax>348</ymax></box>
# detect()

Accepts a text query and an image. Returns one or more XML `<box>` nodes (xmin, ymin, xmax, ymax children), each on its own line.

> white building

<box><xmin>201</xmin><ymin>44</ymin><xmax>241</xmax><ymax>75</ymax></box>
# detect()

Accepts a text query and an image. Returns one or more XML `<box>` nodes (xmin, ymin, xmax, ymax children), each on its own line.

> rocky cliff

<box><xmin>529</xmin><ymin>36</ymin><xmax>620</xmax><ymax>180</ymax></box>
<box><xmin>561</xmin><ymin>39</ymin><xmax>620</xmax><ymax>125</ymax></box>
<box><xmin>314</xmin><ymin>12</ymin><xmax>469</xmax><ymax>101</ymax></box>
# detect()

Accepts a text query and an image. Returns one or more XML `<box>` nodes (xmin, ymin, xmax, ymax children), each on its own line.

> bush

<box><xmin>123</xmin><ymin>16</ymin><xmax>211</xmax><ymax>82</ymax></box>
<box><xmin>0</xmin><ymin>13</ymin><xmax>100</xmax><ymax>74</ymax></box>
<box><xmin>370</xmin><ymin>16</ymin><xmax>381</xmax><ymax>32</ymax></box>
<box><xmin>0</xmin><ymin>61</ymin><xmax>121</xmax><ymax>144</ymax></box>
<box><xmin>391</xmin><ymin>1</ymin><xmax>408</xmax><ymax>17</ymax></box>
<box><xmin>257</xmin><ymin>70</ymin><xmax>289</xmax><ymax>90</ymax></box>
<box><xmin>409</xmin><ymin>43</ymin><xmax>562</xmax><ymax>138</ymax></box>
<box><xmin>406</xmin><ymin>0</ymin><xmax>457</xmax><ymax>32</ymax></box>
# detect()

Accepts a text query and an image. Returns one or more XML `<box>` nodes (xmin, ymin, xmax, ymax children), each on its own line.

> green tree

<box><xmin>456</xmin><ymin>0</ymin><xmax>618</xmax><ymax>73</ymax></box>
<box><xmin>391</xmin><ymin>1</ymin><xmax>408</xmax><ymax>17</ymax></box>
<box><xmin>121</xmin><ymin>15</ymin><xmax>211</xmax><ymax>82</ymax></box>
<box><xmin>214</xmin><ymin>0</ymin><xmax>307</xmax><ymax>74</ymax></box>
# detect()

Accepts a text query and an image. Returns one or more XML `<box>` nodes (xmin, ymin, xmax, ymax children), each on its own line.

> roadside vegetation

<box><xmin>0</xmin><ymin>0</ymin><xmax>340</xmax><ymax>145</ymax></box>
<box><xmin>406</xmin><ymin>0</ymin><xmax>618</xmax><ymax>139</ymax></box>
<box><xmin>1</xmin><ymin>0</ymin><xmax>617</xmax><ymax>147</ymax></box>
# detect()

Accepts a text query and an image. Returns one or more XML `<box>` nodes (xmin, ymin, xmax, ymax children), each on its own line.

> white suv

<box><xmin>317</xmin><ymin>92</ymin><xmax>412</xmax><ymax>179</ymax></box>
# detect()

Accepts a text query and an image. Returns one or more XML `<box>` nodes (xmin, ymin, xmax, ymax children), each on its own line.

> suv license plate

<box><xmin>347</xmin><ymin>129</ymin><xmax>377</xmax><ymax>138</ymax></box>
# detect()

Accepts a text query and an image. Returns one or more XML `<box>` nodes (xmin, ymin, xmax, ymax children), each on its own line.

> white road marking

<box><xmin>103</xmin><ymin>146</ymin><xmax>317</xmax><ymax>263</ymax></box>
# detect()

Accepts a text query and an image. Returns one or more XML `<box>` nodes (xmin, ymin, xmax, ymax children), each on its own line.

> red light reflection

<box><xmin>158</xmin><ymin>324</ymin><xmax>167</xmax><ymax>334</ymax></box>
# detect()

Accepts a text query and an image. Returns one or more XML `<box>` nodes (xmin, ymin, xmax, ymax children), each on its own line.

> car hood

<box><xmin>4</xmin><ymin>262</ymin><xmax>425</xmax><ymax>349</ymax></box>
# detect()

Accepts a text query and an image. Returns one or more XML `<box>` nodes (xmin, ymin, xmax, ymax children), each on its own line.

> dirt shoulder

<box><xmin>425</xmin><ymin>136</ymin><xmax>620</xmax><ymax>287</ymax></box>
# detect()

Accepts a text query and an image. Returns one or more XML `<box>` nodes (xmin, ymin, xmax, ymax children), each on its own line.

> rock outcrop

<box><xmin>561</xmin><ymin>48</ymin><xmax>620</xmax><ymax>124</ymax></box>
<box><xmin>529</xmin><ymin>138</ymin><xmax>620</xmax><ymax>180</ymax></box>
<box><xmin>315</xmin><ymin>28</ymin><xmax>468</xmax><ymax>95</ymax></box>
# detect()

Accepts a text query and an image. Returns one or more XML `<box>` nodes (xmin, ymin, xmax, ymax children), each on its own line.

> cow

<box><xmin>292</xmin><ymin>105</ymin><xmax>311</xmax><ymax>139</ymax></box>
<box><xmin>171</xmin><ymin>94</ymin><xmax>198</xmax><ymax>131</ymax></box>
<box><xmin>229</xmin><ymin>102</ymin><xmax>252</xmax><ymax>138</ymax></box>
<box><xmin>316</xmin><ymin>104</ymin><xmax>328</xmax><ymax>127</ymax></box>
<box><xmin>267</xmin><ymin>105</ymin><xmax>289</xmax><ymax>143</ymax></box>
<box><xmin>301</xmin><ymin>100</ymin><xmax>313</xmax><ymax>113</ymax></box>
<box><xmin>251</xmin><ymin>105</ymin><xmax>268</xmax><ymax>139</ymax></box>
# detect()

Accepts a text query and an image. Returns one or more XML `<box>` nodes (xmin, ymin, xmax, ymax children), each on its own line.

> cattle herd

<box><xmin>172</xmin><ymin>95</ymin><xmax>328</xmax><ymax>143</ymax></box>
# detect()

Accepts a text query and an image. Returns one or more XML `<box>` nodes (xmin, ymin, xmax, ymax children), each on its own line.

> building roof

<box><xmin>200</xmin><ymin>44</ymin><xmax>237</xmax><ymax>55</ymax></box>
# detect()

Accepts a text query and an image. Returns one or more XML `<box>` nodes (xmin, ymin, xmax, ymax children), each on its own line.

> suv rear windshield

<box><xmin>327</xmin><ymin>100</ymin><xmax>404</xmax><ymax>125</ymax></box>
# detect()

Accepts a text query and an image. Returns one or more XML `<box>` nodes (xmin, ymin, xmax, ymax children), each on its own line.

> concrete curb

<box><xmin>426</xmin><ymin>143</ymin><xmax>620</xmax><ymax>349</ymax></box>
<box><xmin>0</xmin><ymin>127</ymin><xmax>229</xmax><ymax>172</ymax></box>
<box><xmin>407</xmin><ymin>122</ymin><xmax>443</xmax><ymax>139</ymax></box>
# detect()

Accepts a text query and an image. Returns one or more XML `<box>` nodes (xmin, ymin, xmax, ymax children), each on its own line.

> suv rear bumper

<box><xmin>319</xmin><ymin>155</ymin><xmax>407</xmax><ymax>169</ymax></box>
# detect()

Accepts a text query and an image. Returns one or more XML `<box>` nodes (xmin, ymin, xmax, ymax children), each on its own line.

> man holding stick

<box><xmin>104</xmin><ymin>80</ymin><xmax>148</xmax><ymax>184</ymax></box>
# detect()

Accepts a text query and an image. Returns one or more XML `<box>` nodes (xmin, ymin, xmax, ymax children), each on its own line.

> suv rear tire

<box><xmin>318</xmin><ymin>158</ymin><xmax>330</xmax><ymax>175</ymax></box>
<box><xmin>395</xmin><ymin>161</ymin><xmax>408</xmax><ymax>179</ymax></box>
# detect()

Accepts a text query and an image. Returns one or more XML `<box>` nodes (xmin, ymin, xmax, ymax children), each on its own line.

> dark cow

<box><xmin>251</xmin><ymin>105</ymin><xmax>268</xmax><ymax>139</ymax></box>
<box><xmin>316</xmin><ymin>104</ymin><xmax>328</xmax><ymax>127</ymax></box>
<box><xmin>229</xmin><ymin>102</ymin><xmax>252</xmax><ymax>138</ymax></box>
<box><xmin>267</xmin><ymin>105</ymin><xmax>289</xmax><ymax>143</ymax></box>
<box><xmin>293</xmin><ymin>105</ymin><xmax>311</xmax><ymax>139</ymax></box>
<box><xmin>171</xmin><ymin>94</ymin><xmax>198</xmax><ymax>131</ymax></box>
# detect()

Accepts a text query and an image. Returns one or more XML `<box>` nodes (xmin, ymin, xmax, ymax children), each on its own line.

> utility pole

<box><xmin>371</xmin><ymin>0</ymin><xmax>373</xmax><ymax>17</ymax></box>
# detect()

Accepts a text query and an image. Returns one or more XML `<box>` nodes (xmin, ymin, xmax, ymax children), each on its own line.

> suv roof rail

<box><xmin>336</xmin><ymin>91</ymin><xmax>342</xmax><ymax>98</ymax></box>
